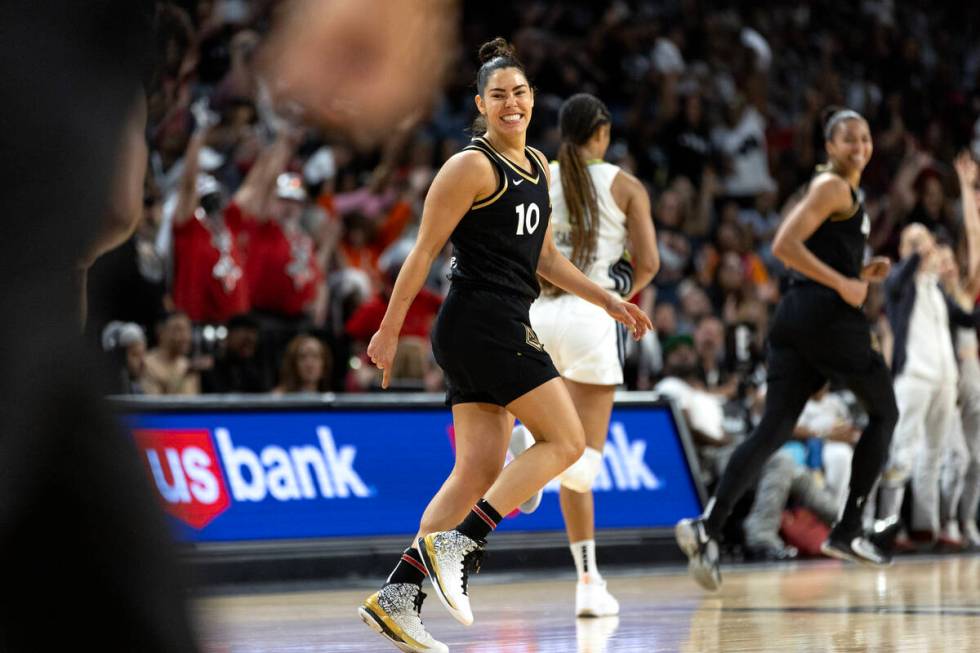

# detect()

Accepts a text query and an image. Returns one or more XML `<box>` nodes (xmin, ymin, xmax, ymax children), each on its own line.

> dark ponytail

<box><xmin>471</xmin><ymin>37</ymin><xmax>527</xmax><ymax>134</ymax></box>
<box><xmin>557</xmin><ymin>93</ymin><xmax>610</xmax><ymax>273</ymax></box>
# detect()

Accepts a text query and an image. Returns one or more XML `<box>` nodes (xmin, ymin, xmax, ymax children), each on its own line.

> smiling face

<box><xmin>826</xmin><ymin>118</ymin><xmax>873</xmax><ymax>176</ymax></box>
<box><xmin>475</xmin><ymin>67</ymin><xmax>534</xmax><ymax>138</ymax></box>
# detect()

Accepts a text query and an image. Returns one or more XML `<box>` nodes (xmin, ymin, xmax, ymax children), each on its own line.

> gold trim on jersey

<box><xmin>472</xmin><ymin>174</ymin><xmax>508</xmax><ymax>209</ymax></box>
<box><xmin>465</xmin><ymin>143</ymin><xmax>510</xmax><ymax>209</ymax></box>
<box><xmin>474</xmin><ymin>136</ymin><xmax>541</xmax><ymax>184</ymax></box>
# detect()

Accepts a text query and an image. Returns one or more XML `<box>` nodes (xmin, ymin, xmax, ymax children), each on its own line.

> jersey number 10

<box><xmin>515</xmin><ymin>202</ymin><xmax>541</xmax><ymax>236</ymax></box>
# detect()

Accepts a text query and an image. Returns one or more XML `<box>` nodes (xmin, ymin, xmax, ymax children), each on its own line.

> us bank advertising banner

<box><xmin>123</xmin><ymin>402</ymin><xmax>703</xmax><ymax>542</ymax></box>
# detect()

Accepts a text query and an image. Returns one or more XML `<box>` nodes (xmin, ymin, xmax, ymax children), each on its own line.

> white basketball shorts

<box><xmin>529</xmin><ymin>293</ymin><xmax>625</xmax><ymax>386</ymax></box>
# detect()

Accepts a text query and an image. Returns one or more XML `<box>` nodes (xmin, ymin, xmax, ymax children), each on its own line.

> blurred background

<box><xmin>93</xmin><ymin>0</ymin><xmax>980</xmax><ymax>571</ymax></box>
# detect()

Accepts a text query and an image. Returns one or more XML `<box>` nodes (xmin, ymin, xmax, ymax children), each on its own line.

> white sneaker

<box><xmin>575</xmin><ymin>577</ymin><xmax>619</xmax><ymax>617</ymax></box>
<box><xmin>962</xmin><ymin>519</ymin><xmax>980</xmax><ymax>548</ymax></box>
<box><xmin>509</xmin><ymin>424</ymin><xmax>542</xmax><ymax>513</ymax></box>
<box><xmin>576</xmin><ymin>614</ymin><xmax>620</xmax><ymax>653</ymax></box>
<box><xmin>939</xmin><ymin>521</ymin><xmax>965</xmax><ymax>549</ymax></box>
<box><xmin>418</xmin><ymin>530</ymin><xmax>484</xmax><ymax>626</ymax></box>
<box><xmin>358</xmin><ymin>583</ymin><xmax>449</xmax><ymax>653</ymax></box>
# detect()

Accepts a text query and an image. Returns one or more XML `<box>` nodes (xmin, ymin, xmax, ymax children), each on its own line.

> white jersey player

<box><xmin>511</xmin><ymin>93</ymin><xmax>659</xmax><ymax>617</ymax></box>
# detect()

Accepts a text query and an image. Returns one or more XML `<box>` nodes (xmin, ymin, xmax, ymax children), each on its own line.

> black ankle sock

<box><xmin>385</xmin><ymin>547</ymin><xmax>427</xmax><ymax>586</ymax></box>
<box><xmin>701</xmin><ymin>498</ymin><xmax>723</xmax><ymax>540</ymax></box>
<box><xmin>456</xmin><ymin>498</ymin><xmax>503</xmax><ymax>541</ymax></box>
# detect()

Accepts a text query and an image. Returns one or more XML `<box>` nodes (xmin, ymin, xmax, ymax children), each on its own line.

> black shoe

<box><xmin>868</xmin><ymin>516</ymin><xmax>902</xmax><ymax>552</ymax></box>
<box><xmin>821</xmin><ymin>526</ymin><xmax>892</xmax><ymax>566</ymax></box>
<box><xmin>675</xmin><ymin>518</ymin><xmax>722</xmax><ymax>590</ymax></box>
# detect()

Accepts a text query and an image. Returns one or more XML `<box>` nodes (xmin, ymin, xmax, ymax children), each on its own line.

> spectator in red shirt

<box><xmin>246</xmin><ymin>172</ymin><xmax>324</xmax><ymax>319</ymax></box>
<box><xmin>170</xmin><ymin>118</ymin><xmax>250</xmax><ymax>324</ymax></box>
<box><xmin>228</xmin><ymin>130</ymin><xmax>332</xmax><ymax>325</ymax></box>
<box><xmin>345</xmin><ymin>265</ymin><xmax>442</xmax><ymax>343</ymax></box>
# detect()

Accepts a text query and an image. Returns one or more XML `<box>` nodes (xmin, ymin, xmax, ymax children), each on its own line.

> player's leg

<box><xmin>822</xmin><ymin>353</ymin><xmax>899</xmax><ymax>564</ymax></box>
<box><xmin>677</xmin><ymin>344</ymin><xmax>824</xmax><ymax>590</ymax></box>
<box><xmin>361</xmin><ymin>402</ymin><xmax>510</xmax><ymax>648</ymax></box>
<box><xmin>557</xmin><ymin>380</ymin><xmax>618</xmax><ymax>617</ymax></box>
<box><xmin>419</xmin><ymin>378</ymin><xmax>586</xmax><ymax>624</ymax></box>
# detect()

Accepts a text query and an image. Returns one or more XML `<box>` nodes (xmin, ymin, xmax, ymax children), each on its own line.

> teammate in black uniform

<box><xmin>676</xmin><ymin>107</ymin><xmax>899</xmax><ymax>590</ymax></box>
<box><xmin>357</xmin><ymin>39</ymin><xmax>651</xmax><ymax>652</ymax></box>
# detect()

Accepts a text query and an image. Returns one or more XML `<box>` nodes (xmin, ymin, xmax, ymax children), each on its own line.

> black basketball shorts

<box><xmin>431</xmin><ymin>285</ymin><xmax>560</xmax><ymax>406</ymax></box>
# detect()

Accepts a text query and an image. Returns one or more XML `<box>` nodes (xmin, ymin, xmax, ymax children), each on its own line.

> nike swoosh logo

<box><xmin>512</xmin><ymin>178</ymin><xmax>523</xmax><ymax>185</ymax></box>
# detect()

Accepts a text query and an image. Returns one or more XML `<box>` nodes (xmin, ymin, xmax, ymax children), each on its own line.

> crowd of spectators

<box><xmin>89</xmin><ymin>1</ymin><xmax>980</xmax><ymax>553</ymax></box>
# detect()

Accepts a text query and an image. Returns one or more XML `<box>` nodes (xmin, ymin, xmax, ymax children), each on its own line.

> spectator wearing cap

<box><xmin>170</xmin><ymin>113</ymin><xmax>250</xmax><ymax>324</ymax></box>
<box><xmin>101</xmin><ymin>321</ymin><xmax>148</xmax><ymax>395</ymax></box>
<box><xmin>201</xmin><ymin>314</ymin><xmax>269</xmax><ymax>393</ymax></box>
<box><xmin>246</xmin><ymin>170</ymin><xmax>325</xmax><ymax>320</ymax></box>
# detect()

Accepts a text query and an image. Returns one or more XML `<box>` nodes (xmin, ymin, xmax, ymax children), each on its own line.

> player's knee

<box><xmin>559</xmin><ymin>446</ymin><xmax>604</xmax><ymax>492</ymax></box>
<box><xmin>556</xmin><ymin>427</ymin><xmax>586</xmax><ymax>467</ymax></box>
<box><xmin>452</xmin><ymin>462</ymin><xmax>500</xmax><ymax>495</ymax></box>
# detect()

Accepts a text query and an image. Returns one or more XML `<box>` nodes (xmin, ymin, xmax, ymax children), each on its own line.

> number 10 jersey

<box><xmin>448</xmin><ymin>135</ymin><xmax>552</xmax><ymax>301</ymax></box>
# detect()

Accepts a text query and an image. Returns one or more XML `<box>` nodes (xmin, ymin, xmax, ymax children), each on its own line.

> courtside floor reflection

<box><xmin>197</xmin><ymin>555</ymin><xmax>980</xmax><ymax>652</ymax></box>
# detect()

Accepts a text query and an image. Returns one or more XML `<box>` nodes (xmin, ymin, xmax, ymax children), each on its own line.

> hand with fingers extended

<box><xmin>604</xmin><ymin>297</ymin><xmax>654</xmax><ymax>340</ymax></box>
<box><xmin>366</xmin><ymin>326</ymin><xmax>399</xmax><ymax>389</ymax></box>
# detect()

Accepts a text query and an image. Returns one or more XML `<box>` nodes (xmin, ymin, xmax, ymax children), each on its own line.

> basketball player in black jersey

<box><xmin>357</xmin><ymin>38</ymin><xmax>651</xmax><ymax>652</ymax></box>
<box><xmin>676</xmin><ymin>107</ymin><xmax>900</xmax><ymax>590</ymax></box>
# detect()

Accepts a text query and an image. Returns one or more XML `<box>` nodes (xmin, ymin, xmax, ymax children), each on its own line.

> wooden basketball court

<box><xmin>197</xmin><ymin>555</ymin><xmax>980</xmax><ymax>652</ymax></box>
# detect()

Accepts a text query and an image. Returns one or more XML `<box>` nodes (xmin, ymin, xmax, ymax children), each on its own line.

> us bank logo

<box><xmin>133</xmin><ymin>425</ymin><xmax>371</xmax><ymax>529</ymax></box>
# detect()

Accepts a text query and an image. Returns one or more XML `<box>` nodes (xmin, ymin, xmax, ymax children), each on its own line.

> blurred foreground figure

<box><xmin>0</xmin><ymin>1</ymin><xmax>198</xmax><ymax>650</ymax></box>
<box><xmin>263</xmin><ymin>0</ymin><xmax>458</xmax><ymax>145</ymax></box>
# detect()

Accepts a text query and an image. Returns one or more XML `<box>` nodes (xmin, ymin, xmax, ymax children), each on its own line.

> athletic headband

<box><xmin>824</xmin><ymin>109</ymin><xmax>864</xmax><ymax>140</ymax></box>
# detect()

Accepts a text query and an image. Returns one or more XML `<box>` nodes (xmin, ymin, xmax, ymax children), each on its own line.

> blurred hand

<box><xmin>367</xmin><ymin>327</ymin><xmax>399</xmax><ymax>389</ymax></box>
<box><xmin>190</xmin><ymin>97</ymin><xmax>220</xmax><ymax>132</ymax></box>
<box><xmin>837</xmin><ymin>277</ymin><xmax>869</xmax><ymax>308</ymax></box>
<box><xmin>262</xmin><ymin>0</ymin><xmax>458</xmax><ymax>146</ymax></box>
<box><xmin>604</xmin><ymin>298</ymin><xmax>653</xmax><ymax>340</ymax></box>
<box><xmin>829</xmin><ymin>422</ymin><xmax>860</xmax><ymax>444</ymax></box>
<box><xmin>861</xmin><ymin>256</ymin><xmax>891</xmax><ymax>283</ymax></box>
<box><xmin>955</xmin><ymin>150</ymin><xmax>978</xmax><ymax>187</ymax></box>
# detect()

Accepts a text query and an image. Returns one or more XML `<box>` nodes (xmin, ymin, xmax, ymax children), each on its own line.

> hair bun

<box><xmin>478</xmin><ymin>37</ymin><xmax>515</xmax><ymax>64</ymax></box>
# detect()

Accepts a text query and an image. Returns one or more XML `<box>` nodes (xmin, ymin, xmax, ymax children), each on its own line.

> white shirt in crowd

<box><xmin>711</xmin><ymin>106</ymin><xmax>776</xmax><ymax>197</ymax></box>
<box><xmin>655</xmin><ymin>376</ymin><xmax>726</xmax><ymax>443</ymax></box>
<box><xmin>903</xmin><ymin>273</ymin><xmax>958</xmax><ymax>384</ymax></box>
